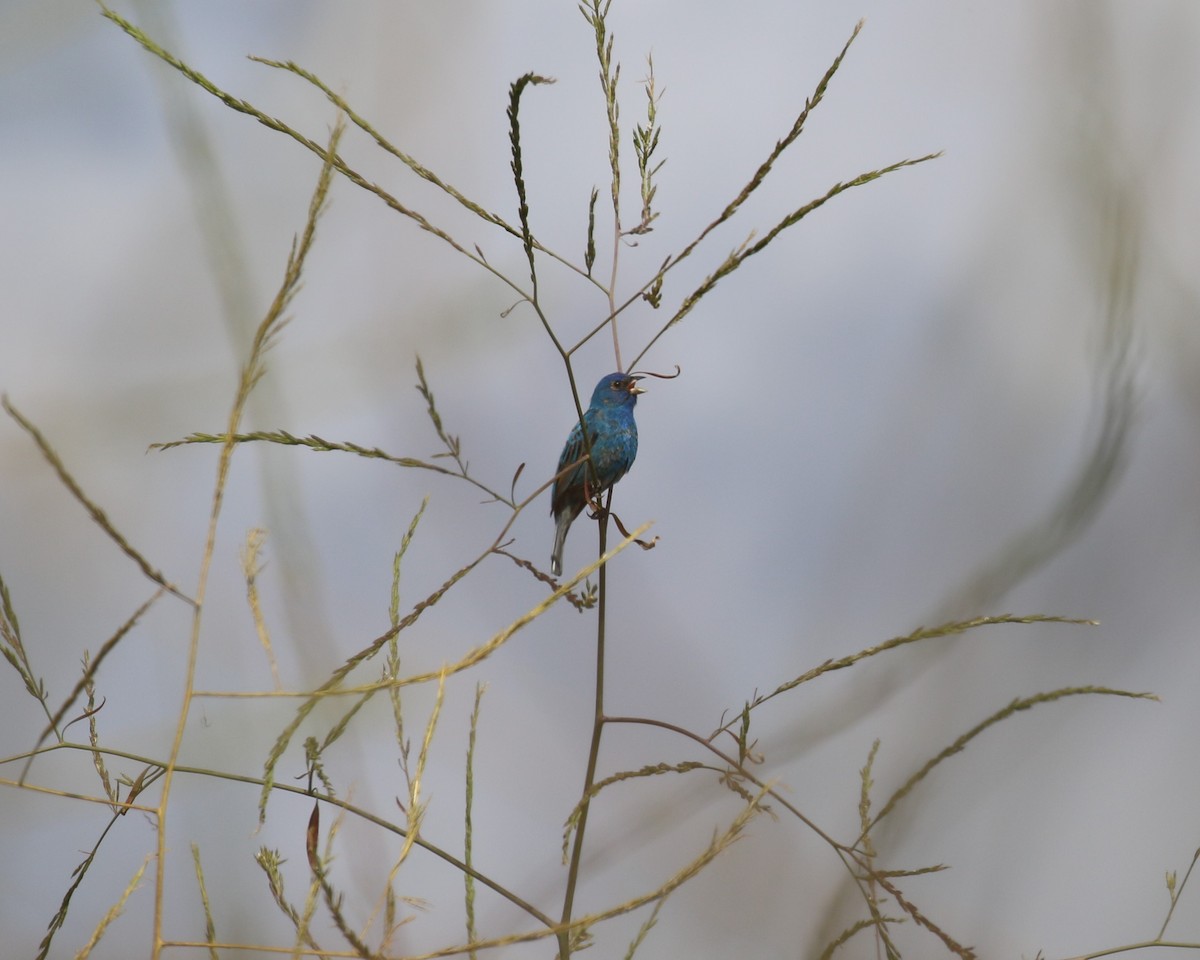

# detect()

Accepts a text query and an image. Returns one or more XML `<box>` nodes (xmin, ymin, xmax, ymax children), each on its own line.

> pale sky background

<box><xmin>2</xmin><ymin>2</ymin><xmax>1200</xmax><ymax>958</ymax></box>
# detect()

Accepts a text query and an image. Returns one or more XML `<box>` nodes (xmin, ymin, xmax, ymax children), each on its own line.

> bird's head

<box><xmin>590</xmin><ymin>372</ymin><xmax>645</xmax><ymax>408</ymax></box>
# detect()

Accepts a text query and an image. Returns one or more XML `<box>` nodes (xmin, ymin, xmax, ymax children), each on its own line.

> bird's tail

<box><xmin>550</xmin><ymin>513</ymin><xmax>572</xmax><ymax>577</ymax></box>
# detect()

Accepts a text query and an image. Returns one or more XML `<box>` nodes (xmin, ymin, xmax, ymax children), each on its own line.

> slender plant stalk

<box><xmin>558</xmin><ymin>11</ymin><xmax>634</xmax><ymax>948</ymax></box>
<box><xmin>559</xmin><ymin>500</ymin><xmax>612</xmax><ymax>957</ymax></box>
<box><xmin>1</xmin><ymin>397</ymin><xmax>193</xmax><ymax>606</ymax></box>
<box><xmin>150</xmin><ymin>121</ymin><xmax>343</xmax><ymax>959</ymax></box>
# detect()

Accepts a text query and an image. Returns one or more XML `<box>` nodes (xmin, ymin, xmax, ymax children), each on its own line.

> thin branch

<box><xmin>97</xmin><ymin>4</ymin><xmax>536</xmax><ymax>304</ymax></box>
<box><xmin>10</xmin><ymin>738</ymin><xmax>555</xmax><ymax>930</ymax></box>
<box><xmin>2</xmin><ymin>397</ymin><xmax>193</xmax><ymax>606</ymax></box>
<box><xmin>21</xmin><ymin>588</ymin><xmax>166</xmax><ymax>783</ymax></box>
<box><xmin>152</xmin><ymin>429</ymin><xmax>515</xmax><ymax>507</ymax></box>
<box><xmin>865</xmin><ymin>686</ymin><xmax>1157</xmax><ymax>837</ymax></box>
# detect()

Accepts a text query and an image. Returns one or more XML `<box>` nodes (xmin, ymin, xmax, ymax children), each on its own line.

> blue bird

<box><xmin>550</xmin><ymin>372</ymin><xmax>645</xmax><ymax>576</ymax></box>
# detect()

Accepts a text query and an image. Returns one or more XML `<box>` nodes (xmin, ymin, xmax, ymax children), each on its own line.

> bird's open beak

<box><xmin>629</xmin><ymin>376</ymin><xmax>646</xmax><ymax>395</ymax></box>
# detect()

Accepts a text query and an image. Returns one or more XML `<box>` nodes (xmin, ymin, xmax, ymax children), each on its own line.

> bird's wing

<box><xmin>555</xmin><ymin>417</ymin><xmax>595</xmax><ymax>476</ymax></box>
<box><xmin>551</xmin><ymin>417</ymin><xmax>596</xmax><ymax>515</ymax></box>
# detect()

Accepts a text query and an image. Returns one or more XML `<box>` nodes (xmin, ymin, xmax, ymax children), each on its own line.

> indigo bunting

<box><xmin>550</xmin><ymin>372</ymin><xmax>645</xmax><ymax>576</ymax></box>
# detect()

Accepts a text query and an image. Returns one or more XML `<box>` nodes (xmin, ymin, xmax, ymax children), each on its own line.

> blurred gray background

<box><xmin>2</xmin><ymin>1</ymin><xmax>1199</xmax><ymax>957</ymax></box>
